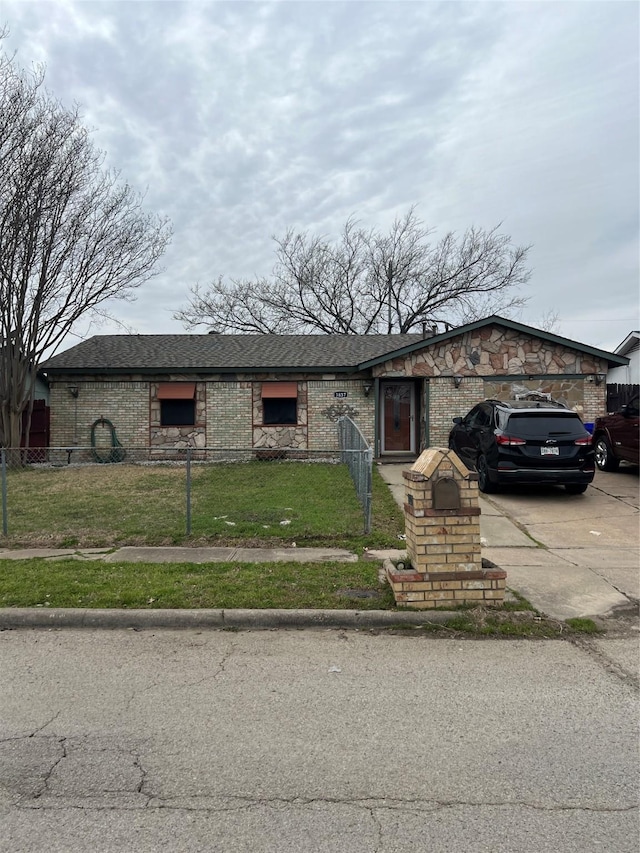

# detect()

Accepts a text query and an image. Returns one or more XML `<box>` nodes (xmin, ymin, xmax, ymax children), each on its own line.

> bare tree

<box><xmin>176</xmin><ymin>207</ymin><xmax>530</xmax><ymax>335</ymax></box>
<box><xmin>0</xmin><ymin>43</ymin><xmax>171</xmax><ymax>448</ymax></box>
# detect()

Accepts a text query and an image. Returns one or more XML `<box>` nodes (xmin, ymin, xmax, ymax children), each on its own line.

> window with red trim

<box><xmin>261</xmin><ymin>382</ymin><xmax>298</xmax><ymax>425</ymax></box>
<box><xmin>157</xmin><ymin>383</ymin><xmax>196</xmax><ymax>426</ymax></box>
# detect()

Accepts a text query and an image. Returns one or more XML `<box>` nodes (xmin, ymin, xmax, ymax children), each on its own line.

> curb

<box><xmin>0</xmin><ymin>607</ymin><xmax>467</xmax><ymax>631</ymax></box>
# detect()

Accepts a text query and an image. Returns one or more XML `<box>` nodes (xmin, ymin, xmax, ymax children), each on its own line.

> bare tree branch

<box><xmin>176</xmin><ymin>207</ymin><xmax>531</xmax><ymax>336</ymax></box>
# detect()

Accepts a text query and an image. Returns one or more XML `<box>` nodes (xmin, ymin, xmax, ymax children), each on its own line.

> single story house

<box><xmin>40</xmin><ymin>315</ymin><xmax>628</xmax><ymax>459</ymax></box>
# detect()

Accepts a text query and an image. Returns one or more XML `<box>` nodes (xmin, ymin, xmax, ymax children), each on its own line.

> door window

<box><xmin>382</xmin><ymin>383</ymin><xmax>414</xmax><ymax>452</ymax></box>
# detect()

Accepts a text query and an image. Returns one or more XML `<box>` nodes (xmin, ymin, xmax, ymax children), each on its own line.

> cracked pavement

<box><xmin>1</xmin><ymin>628</ymin><xmax>638</xmax><ymax>851</ymax></box>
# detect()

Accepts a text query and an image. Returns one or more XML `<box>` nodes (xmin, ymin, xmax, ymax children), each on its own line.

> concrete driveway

<box><xmin>377</xmin><ymin>462</ymin><xmax>639</xmax><ymax>621</ymax></box>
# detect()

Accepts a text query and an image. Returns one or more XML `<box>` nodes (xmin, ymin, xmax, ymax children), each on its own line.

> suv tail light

<box><xmin>574</xmin><ymin>436</ymin><xmax>592</xmax><ymax>446</ymax></box>
<box><xmin>496</xmin><ymin>434</ymin><xmax>526</xmax><ymax>446</ymax></box>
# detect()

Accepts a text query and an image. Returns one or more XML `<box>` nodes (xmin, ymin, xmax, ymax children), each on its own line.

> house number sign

<box><xmin>334</xmin><ymin>391</ymin><xmax>348</xmax><ymax>398</ymax></box>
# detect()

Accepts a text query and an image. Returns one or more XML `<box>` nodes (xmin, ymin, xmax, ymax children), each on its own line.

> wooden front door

<box><xmin>381</xmin><ymin>382</ymin><xmax>415</xmax><ymax>453</ymax></box>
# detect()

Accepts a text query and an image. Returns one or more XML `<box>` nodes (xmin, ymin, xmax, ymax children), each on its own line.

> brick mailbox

<box><xmin>386</xmin><ymin>448</ymin><xmax>507</xmax><ymax>609</ymax></box>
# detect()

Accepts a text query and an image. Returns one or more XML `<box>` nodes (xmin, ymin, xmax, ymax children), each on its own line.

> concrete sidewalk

<box><xmin>0</xmin><ymin>545</ymin><xmax>358</xmax><ymax>564</ymax></box>
<box><xmin>377</xmin><ymin>463</ymin><xmax>637</xmax><ymax>621</ymax></box>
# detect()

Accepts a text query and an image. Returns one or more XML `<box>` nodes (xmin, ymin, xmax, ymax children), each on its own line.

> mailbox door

<box><xmin>381</xmin><ymin>382</ymin><xmax>415</xmax><ymax>453</ymax></box>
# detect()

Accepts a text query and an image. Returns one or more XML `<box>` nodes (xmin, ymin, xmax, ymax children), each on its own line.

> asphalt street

<box><xmin>1</xmin><ymin>628</ymin><xmax>638</xmax><ymax>852</ymax></box>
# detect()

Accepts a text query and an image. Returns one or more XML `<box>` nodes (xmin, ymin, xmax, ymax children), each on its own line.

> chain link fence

<box><xmin>337</xmin><ymin>417</ymin><xmax>373</xmax><ymax>534</ymax></box>
<box><xmin>0</xmin><ymin>443</ymin><xmax>370</xmax><ymax>538</ymax></box>
<box><xmin>0</xmin><ymin>446</ymin><xmax>332</xmax><ymax>468</ymax></box>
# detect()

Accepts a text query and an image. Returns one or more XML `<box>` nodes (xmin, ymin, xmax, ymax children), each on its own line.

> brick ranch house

<box><xmin>40</xmin><ymin>316</ymin><xmax>627</xmax><ymax>459</ymax></box>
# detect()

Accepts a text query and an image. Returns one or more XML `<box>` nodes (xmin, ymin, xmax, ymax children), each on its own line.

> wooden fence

<box><xmin>606</xmin><ymin>383</ymin><xmax>639</xmax><ymax>412</ymax></box>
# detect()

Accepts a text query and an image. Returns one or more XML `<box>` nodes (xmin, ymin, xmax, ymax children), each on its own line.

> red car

<box><xmin>593</xmin><ymin>396</ymin><xmax>639</xmax><ymax>470</ymax></box>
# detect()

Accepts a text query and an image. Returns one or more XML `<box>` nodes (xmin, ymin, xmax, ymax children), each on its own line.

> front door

<box><xmin>381</xmin><ymin>382</ymin><xmax>415</xmax><ymax>453</ymax></box>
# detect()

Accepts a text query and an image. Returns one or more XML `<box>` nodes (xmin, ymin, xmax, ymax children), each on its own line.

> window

<box><xmin>261</xmin><ymin>382</ymin><xmax>298</xmax><ymax>425</ymax></box>
<box><xmin>464</xmin><ymin>406</ymin><xmax>487</xmax><ymax>428</ymax></box>
<box><xmin>161</xmin><ymin>399</ymin><xmax>195</xmax><ymax>426</ymax></box>
<box><xmin>263</xmin><ymin>398</ymin><xmax>297</xmax><ymax>425</ymax></box>
<box><xmin>505</xmin><ymin>413</ymin><xmax>584</xmax><ymax>438</ymax></box>
<box><xmin>471</xmin><ymin>405</ymin><xmax>492</xmax><ymax>428</ymax></box>
<box><xmin>157</xmin><ymin>382</ymin><xmax>196</xmax><ymax>427</ymax></box>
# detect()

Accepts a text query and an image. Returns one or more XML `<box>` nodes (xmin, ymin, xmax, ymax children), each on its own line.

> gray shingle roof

<box><xmin>41</xmin><ymin>333</ymin><xmax>425</xmax><ymax>373</ymax></box>
<box><xmin>41</xmin><ymin>316</ymin><xmax>627</xmax><ymax>375</ymax></box>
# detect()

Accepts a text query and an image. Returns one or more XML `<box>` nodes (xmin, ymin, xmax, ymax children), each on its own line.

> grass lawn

<box><xmin>0</xmin><ymin>558</ymin><xmax>572</xmax><ymax>637</ymax></box>
<box><xmin>0</xmin><ymin>558</ymin><xmax>395</xmax><ymax>610</ymax></box>
<box><xmin>1</xmin><ymin>461</ymin><xmax>405</xmax><ymax>550</ymax></box>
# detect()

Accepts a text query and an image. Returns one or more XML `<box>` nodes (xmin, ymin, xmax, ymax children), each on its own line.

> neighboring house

<box><xmin>1</xmin><ymin>331</ymin><xmax>50</xmax><ymax>449</ymax></box>
<box><xmin>40</xmin><ymin>315</ymin><xmax>627</xmax><ymax>459</ymax></box>
<box><xmin>606</xmin><ymin>331</ymin><xmax>640</xmax><ymax>386</ymax></box>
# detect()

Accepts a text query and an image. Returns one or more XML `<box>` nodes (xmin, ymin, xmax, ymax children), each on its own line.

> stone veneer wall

<box><xmin>484</xmin><ymin>378</ymin><xmax>606</xmax><ymax>424</ymax></box>
<box><xmin>252</xmin><ymin>382</ymin><xmax>308</xmax><ymax>450</ymax></box>
<box><xmin>307</xmin><ymin>379</ymin><xmax>375</xmax><ymax>451</ymax></box>
<box><xmin>373</xmin><ymin>326</ymin><xmax>609</xmax><ymax>379</ymax></box>
<box><xmin>48</xmin><ymin>380</ymin><xmax>150</xmax><ymax>447</ymax></box>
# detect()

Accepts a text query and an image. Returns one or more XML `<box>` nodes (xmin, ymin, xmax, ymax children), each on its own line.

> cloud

<box><xmin>1</xmin><ymin>0</ymin><xmax>637</xmax><ymax>350</ymax></box>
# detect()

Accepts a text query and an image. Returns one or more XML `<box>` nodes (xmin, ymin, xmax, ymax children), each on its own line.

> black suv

<box><xmin>448</xmin><ymin>400</ymin><xmax>595</xmax><ymax>494</ymax></box>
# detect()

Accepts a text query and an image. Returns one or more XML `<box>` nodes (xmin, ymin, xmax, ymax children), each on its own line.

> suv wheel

<box><xmin>477</xmin><ymin>455</ymin><xmax>496</xmax><ymax>494</ymax></box>
<box><xmin>565</xmin><ymin>484</ymin><xmax>588</xmax><ymax>495</ymax></box>
<box><xmin>594</xmin><ymin>436</ymin><xmax>620</xmax><ymax>471</ymax></box>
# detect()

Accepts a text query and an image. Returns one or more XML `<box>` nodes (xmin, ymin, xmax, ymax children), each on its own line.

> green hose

<box><xmin>90</xmin><ymin>418</ymin><xmax>126</xmax><ymax>464</ymax></box>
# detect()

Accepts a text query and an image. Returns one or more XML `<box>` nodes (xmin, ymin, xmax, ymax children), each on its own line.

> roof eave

<box><xmin>614</xmin><ymin>331</ymin><xmax>640</xmax><ymax>356</ymax></box>
<box><xmin>41</xmin><ymin>363</ymin><xmax>363</xmax><ymax>376</ymax></box>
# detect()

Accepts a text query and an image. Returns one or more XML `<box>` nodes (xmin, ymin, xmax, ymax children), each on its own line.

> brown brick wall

<box><xmin>307</xmin><ymin>379</ymin><xmax>375</xmax><ymax>451</ymax></box>
<box><xmin>205</xmin><ymin>382</ymin><xmax>253</xmax><ymax>449</ymax></box>
<box><xmin>49</xmin><ymin>381</ymin><xmax>150</xmax><ymax>447</ymax></box>
<box><xmin>429</xmin><ymin>376</ymin><xmax>484</xmax><ymax>447</ymax></box>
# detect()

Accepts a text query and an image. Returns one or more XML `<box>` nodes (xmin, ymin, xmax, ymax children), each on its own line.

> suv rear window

<box><xmin>501</xmin><ymin>413</ymin><xmax>585</xmax><ymax>438</ymax></box>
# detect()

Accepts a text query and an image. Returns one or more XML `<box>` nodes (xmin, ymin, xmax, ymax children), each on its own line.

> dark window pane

<box><xmin>506</xmin><ymin>414</ymin><xmax>584</xmax><ymax>437</ymax></box>
<box><xmin>475</xmin><ymin>407</ymin><xmax>491</xmax><ymax>427</ymax></box>
<box><xmin>263</xmin><ymin>398</ymin><xmax>297</xmax><ymax>425</ymax></box>
<box><xmin>161</xmin><ymin>399</ymin><xmax>195</xmax><ymax>426</ymax></box>
<box><xmin>465</xmin><ymin>406</ymin><xmax>482</xmax><ymax>427</ymax></box>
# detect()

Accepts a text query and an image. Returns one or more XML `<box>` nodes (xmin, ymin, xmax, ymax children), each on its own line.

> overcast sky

<box><xmin>2</xmin><ymin>0</ymin><xmax>638</xmax><ymax>352</ymax></box>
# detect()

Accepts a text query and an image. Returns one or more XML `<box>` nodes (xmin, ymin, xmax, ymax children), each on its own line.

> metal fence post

<box><xmin>364</xmin><ymin>447</ymin><xmax>373</xmax><ymax>534</ymax></box>
<box><xmin>186</xmin><ymin>448</ymin><xmax>192</xmax><ymax>536</ymax></box>
<box><xmin>1</xmin><ymin>449</ymin><xmax>7</xmax><ymax>536</ymax></box>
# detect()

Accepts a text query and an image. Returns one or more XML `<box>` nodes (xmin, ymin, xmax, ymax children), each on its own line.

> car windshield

<box><xmin>503</xmin><ymin>413</ymin><xmax>585</xmax><ymax>438</ymax></box>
